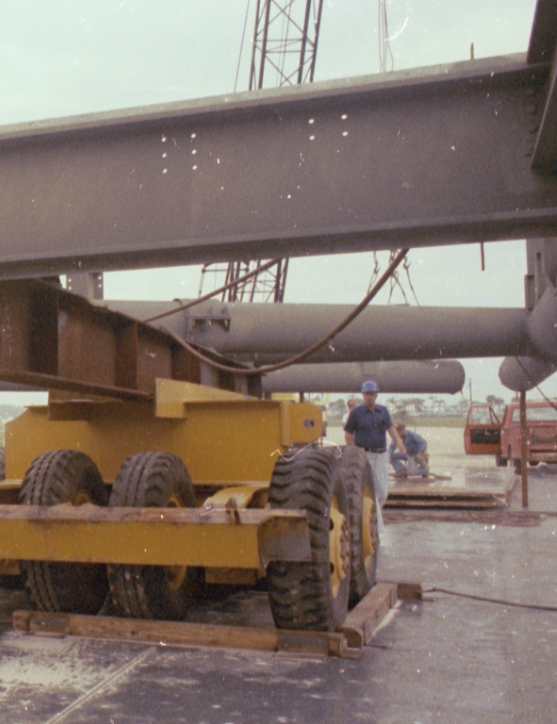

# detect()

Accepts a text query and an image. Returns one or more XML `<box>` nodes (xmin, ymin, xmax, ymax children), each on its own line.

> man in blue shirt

<box><xmin>389</xmin><ymin>422</ymin><xmax>429</xmax><ymax>478</ymax></box>
<box><xmin>344</xmin><ymin>381</ymin><xmax>406</xmax><ymax>520</ymax></box>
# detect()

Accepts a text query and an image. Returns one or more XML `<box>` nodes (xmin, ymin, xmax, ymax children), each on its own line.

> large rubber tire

<box><xmin>340</xmin><ymin>446</ymin><xmax>378</xmax><ymax>608</ymax></box>
<box><xmin>18</xmin><ymin>449</ymin><xmax>109</xmax><ymax>614</ymax></box>
<box><xmin>266</xmin><ymin>447</ymin><xmax>351</xmax><ymax>632</ymax></box>
<box><xmin>107</xmin><ymin>451</ymin><xmax>197</xmax><ymax>621</ymax></box>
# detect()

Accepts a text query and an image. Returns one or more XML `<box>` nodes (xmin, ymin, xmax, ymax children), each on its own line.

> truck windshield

<box><xmin>511</xmin><ymin>406</ymin><xmax>557</xmax><ymax>423</ymax></box>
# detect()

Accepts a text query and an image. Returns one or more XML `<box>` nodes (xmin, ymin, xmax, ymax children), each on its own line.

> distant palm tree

<box><xmin>411</xmin><ymin>397</ymin><xmax>425</xmax><ymax>414</ymax></box>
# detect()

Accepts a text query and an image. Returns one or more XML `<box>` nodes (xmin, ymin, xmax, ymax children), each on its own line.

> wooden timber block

<box><xmin>341</xmin><ymin>582</ymin><xmax>397</xmax><ymax>648</ymax></box>
<box><xmin>13</xmin><ymin>610</ymin><xmax>70</xmax><ymax>636</ymax></box>
<box><xmin>397</xmin><ymin>582</ymin><xmax>423</xmax><ymax>601</ymax></box>
<box><xmin>388</xmin><ymin>473</ymin><xmax>452</xmax><ymax>483</ymax></box>
<box><xmin>12</xmin><ymin>610</ymin><xmax>348</xmax><ymax>658</ymax></box>
<box><xmin>276</xmin><ymin>630</ymin><xmax>347</xmax><ymax>658</ymax></box>
<box><xmin>12</xmin><ymin>610</ymin><xmax>33</xmax><ymax>631</ymax></box>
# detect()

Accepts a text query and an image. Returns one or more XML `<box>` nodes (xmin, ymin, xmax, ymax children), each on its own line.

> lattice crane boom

<box><xmin>199</xmin><ymin>0</ymin><xmax>323</xmax><ymax>303</ymax></box>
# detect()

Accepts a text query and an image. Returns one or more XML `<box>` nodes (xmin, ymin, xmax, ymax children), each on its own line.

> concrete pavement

<box><xmin>0</xmin><ymin>465</ymin><xmax>555</xmax><ymax>723</ymax></box>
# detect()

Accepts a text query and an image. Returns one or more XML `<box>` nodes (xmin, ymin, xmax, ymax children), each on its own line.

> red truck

<box><xmin>464</xmin><ymin>401</ymin><xmax>557</xmax><ymax>472</ymax></box>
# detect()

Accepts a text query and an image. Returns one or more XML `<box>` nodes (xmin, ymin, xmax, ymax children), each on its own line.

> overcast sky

<box><xmin>0</xmin><ymin>0</ymin><xmax>544</xmax><ymax>405</ymax></box>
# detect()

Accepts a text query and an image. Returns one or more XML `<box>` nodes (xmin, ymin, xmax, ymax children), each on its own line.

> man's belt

<box><xmin>363</xmin><ymin>447</ymin><xmax>386</xmax><ymax>453</ymax></box>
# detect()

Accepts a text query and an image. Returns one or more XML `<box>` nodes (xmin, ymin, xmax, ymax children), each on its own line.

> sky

<box><xmin>0</xmin><ymin>0</ymin><xmax>547</xmax><ymax>407</ymax></box>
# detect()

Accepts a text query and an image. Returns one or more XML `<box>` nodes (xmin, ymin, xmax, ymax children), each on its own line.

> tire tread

<box><xmin>107</xmin><ymin>451</ymin><xmax>196</xmax><ymax>621</ymax></box>
<box><xmin>267</xmin><ymin>447</ymin><xmax>350</xmax><ymax>631</ymax></box>
<box><xmin>18</xmin><ymin>449</ymin><xmax>109</xmax><ymax>614</ymax></box>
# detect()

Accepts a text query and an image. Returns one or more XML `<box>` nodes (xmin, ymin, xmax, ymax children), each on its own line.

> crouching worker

<box><xmin>389</xmin><ymin>422</ymin><xmax>429</xmax><ymax>478</ymax></box>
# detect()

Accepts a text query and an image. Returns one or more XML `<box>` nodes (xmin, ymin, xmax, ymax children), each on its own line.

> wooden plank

<box><xmin>341</xmin><ymin>583</ymin><xmax>398</xmax><ymax>648</ymax></box>
<box><xmin>12</xmin><ymin>610</ymin><xmax>32</xmax><ymax>630</ymax></box>
<box><xmin>0</xmin><ymin>480</ymin><xmax>21</xmax><ymax>505</ymax></box>
<box><xmin>386</xmin><ymin>498</ymin><xmax>507</xmax><ymax>510</ymax></box>
<box><xmin>397</xmin><ymin>582</ymin><xmax>423</xmax><ymax>601</ymax></box>
<box><xmin>389</xmin><ymin>474</ymin><xmax>452</xmax><ymax>483</ymax></box>
<box><xmin>14</xmin><ymin>611</ymin><xmax>279</xmax><ymax>650</ymax></box>
<box><xmin>14</xmin><ymin>582</ymin><xmax>415</xmax><ymax>655</ymax></box>
<box><xmin>12</xmin><ymin>610</ymin><xmax>348</xmax><ymax>657</ymax></box>
<box><xmin>277</xmin><ymin>630</ymin><xmax>347</xmax><ymax>658</ymax></box>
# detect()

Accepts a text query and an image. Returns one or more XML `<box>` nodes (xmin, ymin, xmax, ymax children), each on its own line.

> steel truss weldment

<box><xmin>0</xmin><ymin>280</ymin><xmax>259</xmax><ymax>399</ymax></box>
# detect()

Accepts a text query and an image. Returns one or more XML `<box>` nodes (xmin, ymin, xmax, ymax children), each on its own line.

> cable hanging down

<box><xmin>159</xmin><ymin>248</ymin><xmax>409</xmax><ymax>375</ymax></box>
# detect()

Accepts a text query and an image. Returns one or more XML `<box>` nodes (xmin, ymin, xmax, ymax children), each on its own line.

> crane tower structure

<box><xmin>199</xmin><ymin>0</ymin><xmax>323</xmax><ymax>304</ymax></box>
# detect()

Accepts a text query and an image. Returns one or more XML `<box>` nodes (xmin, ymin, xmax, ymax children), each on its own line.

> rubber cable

<box><xmin>159</xmin><ymin>248</ymin><xmax>409</xmax><ymax>375</ymax></box>
<box><xmin>423</xmin><ymin>586</ymin><xmax>557</xmax><ymax>613</ymax></box>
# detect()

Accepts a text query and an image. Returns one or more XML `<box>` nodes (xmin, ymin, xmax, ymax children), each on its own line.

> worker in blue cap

<box><xmin>344</xmin><ymin>381</ymin><xmax>406</xmax><ymax>528</ymax></box>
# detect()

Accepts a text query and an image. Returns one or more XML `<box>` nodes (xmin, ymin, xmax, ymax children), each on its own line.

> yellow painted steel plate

<box><xmin>0</xmin><ymin>504</ymin><xmax>311</xmax><ymax>569</ymax></box>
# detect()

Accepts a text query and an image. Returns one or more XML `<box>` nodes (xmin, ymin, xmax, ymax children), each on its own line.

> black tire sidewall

<box><xmin>340</xmin><ymin>446</ymin><xmax>378</xmax><ymax>607</ymax></box>
<box><xmin>108</xmin><ymin>451</ymin><xmax>196</xmax><ymax>621</ymax></box>
<box><xmin>267</xmin><ymin>447</ymin><xmax>350</xmax><ymax>631</ymax></box>
<box><xmin>18</xmin><ymin>449</ymin><xmax>108</xmax><ymax>614</ymax></box>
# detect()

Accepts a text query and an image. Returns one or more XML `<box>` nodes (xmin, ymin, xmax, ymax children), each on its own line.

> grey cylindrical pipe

<box><xmin>498</xmin><ymin>356</ymin><xmax>557</xmax><ymax>392</ymax></box>
<box><xmin>186</xmin><ymin>302</ymin><xmax>529</xmax><ymax>360</ymax></box>
<box><xmin>499</xmin><ymin>280</ymin><xmax>557</xmax><ymax>391</ymax></box>
<box><xmin>526</xmin><ymin>284</ymin><xmax>557</xmax><ymax>360</ymax></box>
<box><xmin>103</xmin><ymin>300</ymin><xmax>530</xmax><ymax>362</ymax></box>
<box><xmin>262</xmin><ymin>360</ymin><xmax>465</xmax><ymax>394</ymax></box>
<box><xmin>543</xmin><ymin>238</ymin><xmax>557</xmax><ymax>285</ymax></box>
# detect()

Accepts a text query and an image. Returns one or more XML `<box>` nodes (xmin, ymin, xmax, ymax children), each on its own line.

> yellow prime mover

<box><xmin>0</xmin><ymin>280</ymin><xmax>378</xmax><ymax>632</ymax></box>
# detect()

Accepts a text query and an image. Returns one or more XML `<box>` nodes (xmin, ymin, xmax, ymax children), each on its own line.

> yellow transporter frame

<box><xmin>0</xmin><ymin>380</ymin><xmax>323</xmax><ymax>577</ymax></box>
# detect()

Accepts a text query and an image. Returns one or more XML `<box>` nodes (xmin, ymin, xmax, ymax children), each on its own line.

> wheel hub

<box><xmin>361</xmin><ymin>493</ymin><xmax>377</xmax><ymax>560</ymax></box>
<box><xmin>329</xmin><ymin>502</ymin><xmax>350</xmax><ymax>596</ymax></box>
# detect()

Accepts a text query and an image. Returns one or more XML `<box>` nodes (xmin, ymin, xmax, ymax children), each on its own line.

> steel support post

<box><xmin>520</xmin><ymin>390</ymin><xmax>529</xmax><ymax>507</ymax></box>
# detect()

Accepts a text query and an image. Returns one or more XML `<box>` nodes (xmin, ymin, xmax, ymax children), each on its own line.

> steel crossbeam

<box><xmin>0</xmin><ymin>53</ymin><xmax>555</xmax><ymax>280</ymax></box>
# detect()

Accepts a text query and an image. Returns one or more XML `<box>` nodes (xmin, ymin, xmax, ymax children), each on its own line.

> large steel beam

<box><xmin>530</xmin><ymin>0</ymin><xmax>557</xmax><ymax>170</ymax></box>
<box><xmin>0</xmin><ymin>55</ymin><xmax>556</xmax><ymax>279</ymax></box>
<box><xmin>527</xmin><ymin>0</ymin><xmax>557</xmax><ymax>65</ymax></box>
<box><xmin>498</xmin><ymin>239</ymin><xmax>557</xmax><ymax>391</ymax></box>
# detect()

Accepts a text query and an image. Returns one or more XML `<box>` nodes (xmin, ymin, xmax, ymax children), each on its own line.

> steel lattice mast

<box><xmin>249</xmin><ymin>0</ymin><xmax>323</xmax><ymax>89</ymax></box>
<box><xmin>199</xmin><ymin>0</ymin><xmax>323</xmax><ymax>303</ymax></box>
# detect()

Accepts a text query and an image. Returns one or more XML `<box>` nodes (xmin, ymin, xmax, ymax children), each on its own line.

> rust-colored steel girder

<box><xmin>0</xmin><ymin>52</ymin><xmax>556</xmax><ymax>280</ymax></box>
<box><xmin>0</xmin><ymin>280</ymin><xmax>256</xmax><ymax>399</ymax></box>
